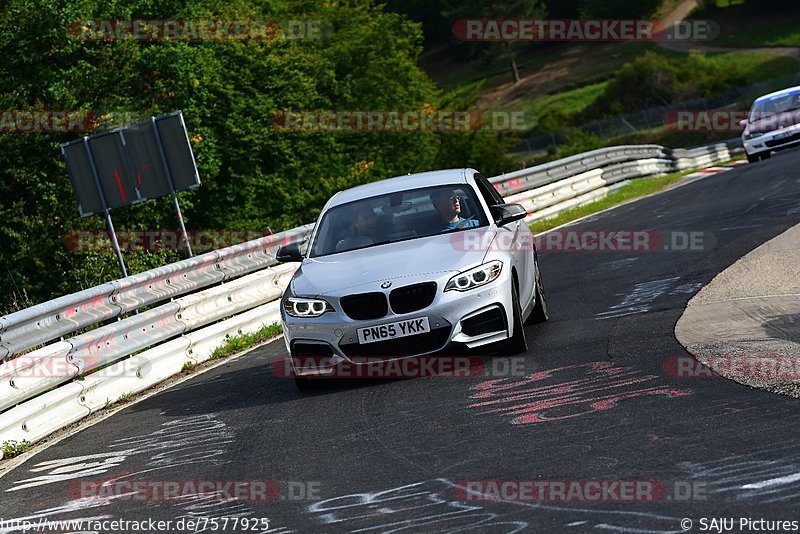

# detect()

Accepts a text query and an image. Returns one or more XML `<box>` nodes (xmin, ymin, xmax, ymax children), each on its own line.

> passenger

<box><xmin>430</xmin><ymin>189</ymin><xmax>480</xmax><ymax>231</ymax></box>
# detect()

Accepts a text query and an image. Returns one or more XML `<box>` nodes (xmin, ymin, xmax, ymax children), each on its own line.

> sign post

<box><xmin>149</xmin><ymin>116</ymin><xmax>193</xmax><ymax>257</ymax></box>
<box><xmin>81</xmin><ymin>138</ymin><xmax>129</xmax><ymax>278</ymax></box>
<box><xmin>62</xmin><ymin>110</ymin><xmax>202</xmax><ymax>278</ymax></box>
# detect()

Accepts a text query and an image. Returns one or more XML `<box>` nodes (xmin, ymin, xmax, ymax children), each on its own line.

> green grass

<box><xmin>182</xmin><ymin>360</ymin><xmax>201</xmax><ymax>373</ymax></box>
<box><xmin>423</xmin><ymin>35</ymin><xmax>798</xmax><ymax>147</ymax></box>
<box><xmin>1</xmin><ymin>440</ymin><xmax>30</xmax><ymax>459</ymax></box>
<box><xmin>209</xmin><ymin>323</ymin><xmax>283</xmax><ymax>361</ymax></box>
<box><xmin>703</xmin><ymin>51</ymin><xmax>799</xmax><ymax>80</ymax></box>
<box><xmin>528</xmin><ymin>168</ymin><xmax>709</xmax><ymax>234</ymax></box>
<box><xmin>515</xmin><ymin>49</ymin><xmax>795</xmax><ymax>135</ymax></box>
<box><xmin>519</xmin><ymin>81</ymin><xmax>609</xmax><ymax>130</ymax></box>
<box><xmin>116</xmin><ymin>391</ymin><xmax>136</xmax><ymax>404</ymax></box>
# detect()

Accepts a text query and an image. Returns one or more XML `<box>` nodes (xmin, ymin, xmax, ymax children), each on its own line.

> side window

<box><xmin>474</xmin><ymin>172</ymin><xmax>504</xmax><ymax>206</ymax></box>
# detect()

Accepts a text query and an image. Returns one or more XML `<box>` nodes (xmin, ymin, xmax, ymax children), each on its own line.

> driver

<box><xmin>352</xmin><ymin>205</ymin><xmax>378</xmax><ymax>239</ymax></box>
<box><xmin>335</xmin><ymin>205</ymin><xmax>378</xmax><ymax>252</ymax></box>
<box><xmin>430</xmin><ymin>189</ymin><xmax>480</xmax><ymax>231</ymax></box>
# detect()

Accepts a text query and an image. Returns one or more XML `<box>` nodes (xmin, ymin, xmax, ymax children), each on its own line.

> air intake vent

<box><xmin>389</xmin><ymin>282</ymin><xmax>437</xmax><ymax>314</ymax></box>
<box><xmin>461</xmin><ymin>306</ymin><xmax>506</xmax><ymax>337</ymax></box>
<box><xmin>340</xmin><ymin>292</ymin><xmax>388</xmax><ymax>320</ymax></box>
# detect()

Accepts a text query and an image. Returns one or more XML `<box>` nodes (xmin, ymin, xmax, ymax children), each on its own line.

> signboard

<box><xmin>62</xmin><ymin>111</ymin><xmax>200</xmax><ymax>217</ymax></box>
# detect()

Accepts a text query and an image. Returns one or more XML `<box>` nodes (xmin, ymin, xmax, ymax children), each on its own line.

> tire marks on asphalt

<box><xmin>467</xmin><ymin>362</ymin><xmax>692</xmax><ymax>425</ymax></box>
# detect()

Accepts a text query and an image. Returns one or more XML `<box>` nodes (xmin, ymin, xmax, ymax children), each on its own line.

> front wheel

<box><xmin>526</xmin><ymin>255</ymin><xmax>549</xmax><ymax>324</ymax></box>
<box><xmin>504</xmin><ymin>279</ymin><xmax>528</xmax><ymax>355</ymax></box>
<box><xmin>746</xmin><ymin>153</ymin><xmax>759</xmax><ymax>164</ymax></box>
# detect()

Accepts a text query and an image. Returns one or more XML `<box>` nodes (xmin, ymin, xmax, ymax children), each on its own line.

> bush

<box><xmin>586</xmin><ymin>51</ymin><xmax>748</xmax><ymax>117</ymax></box>
<box><xmin>552</xmin><ymin>129</ymin><xmax>604</xmax><ymax>159</ymax></box>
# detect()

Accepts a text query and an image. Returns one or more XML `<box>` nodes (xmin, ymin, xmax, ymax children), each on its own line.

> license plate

<box><xmin>357</xmin><ymin>317</ymin><xmax>431</xmax><ymax>344</ymax></box>
<box><xmin>775</xmin><ymin>130</ymin><xmax>793</xmax><ymax>140</ymax></box>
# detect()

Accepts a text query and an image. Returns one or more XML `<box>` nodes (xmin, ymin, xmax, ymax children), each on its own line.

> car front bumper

<box><xmin>744</xmin><ymin>123</ymin><xmax>800</xmax><ymax>156</ymax></box>
<box><xmin>280</xmin><ymin>270</ymin><xmax>516</xmax><ymax>377</ymax></box>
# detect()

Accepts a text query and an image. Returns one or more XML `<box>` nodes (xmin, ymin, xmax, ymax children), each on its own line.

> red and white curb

<box><xmin>684</xmin><ymin>160</ymin><xmax>746</xmax><ymax>179</ymax></box>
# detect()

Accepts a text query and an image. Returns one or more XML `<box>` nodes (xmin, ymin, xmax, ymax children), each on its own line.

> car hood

<box><xmin>291</xmin><ymin>230</ymin><xmax>496</xmax><ymax>296</ymax></box>
<box><xmin>748</xmin><ymin>114</ymin><xmax>800</xmax><ymax>135</ymax></box>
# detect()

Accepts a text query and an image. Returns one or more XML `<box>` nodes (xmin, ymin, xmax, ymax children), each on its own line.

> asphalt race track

<box><xmin>2</xmin><ymin>150</ymin><xmax>800</xmax><ymax>533</ymax></box>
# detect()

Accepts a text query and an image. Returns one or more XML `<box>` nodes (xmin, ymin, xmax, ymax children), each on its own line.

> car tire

<box><xmin>747</xmin><ymin>153</ymin><xmax>759</xmax><ymax>164</ymax></box>
<box><xmin>525</xmin><ymin>255</ymin><xmax>549</xmax><ymax>325</ymax></box>
<box><xmin>504</xmin><ymin>278</ymin><xmax>528</xmax><ymax>355</ymax></box>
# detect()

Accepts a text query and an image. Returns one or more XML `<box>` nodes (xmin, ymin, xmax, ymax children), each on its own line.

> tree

<box><xmin>444</xmin><ymin>0</ymin><xmax>548</xmax><ymax>84</ymax></box>
<box><xmin>0</xmin><ymin>0</ymin><xmax>519</xmax><ymax>309</ymax></box>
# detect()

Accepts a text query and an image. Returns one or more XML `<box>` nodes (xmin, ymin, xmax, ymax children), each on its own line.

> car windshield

<box><xmin>309</xmin><ymin>184</ymin><xmax>488</xmax><ymax>257</ymax></box>
<box><xmin>750</xmin><ymin>90</ymin><xmax>800</xmax><ymax>121</ymax></box>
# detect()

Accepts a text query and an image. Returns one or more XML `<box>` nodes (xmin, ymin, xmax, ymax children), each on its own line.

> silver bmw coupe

<box><xmin>276</xmin><ymin>168</ymin><xmax>548</xmax><ymax>387</ymax></box>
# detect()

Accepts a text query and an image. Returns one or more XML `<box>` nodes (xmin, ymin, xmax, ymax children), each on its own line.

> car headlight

<box><xmin>284</xmin><ymin>297</ymin><xmax>334</xmax><ymax>318</ymax></box>
<box><xmin>445</xmin><ymin>261</ymin><xmax>503</xmax><ymax>292</ymax></box>
<box><xmin>744</xmin><ymin>131</ymin><xmax>763</xmax><ymax>140</ymax></box>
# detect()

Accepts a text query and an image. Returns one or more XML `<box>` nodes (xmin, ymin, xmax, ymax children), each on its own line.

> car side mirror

<box><xmin>739</xmin><ymin>119</ymin><xmax>748</xmax><ymax>127</ymax></box>
<box><xmin>276</xmin><ymin>241</ymin><xmax>305</xmax><ymax>262</ymax></box>
<box><xmin>490</xmin><ymin>203</ymin><xmax>528</xmax><ymax>226</ymax></box>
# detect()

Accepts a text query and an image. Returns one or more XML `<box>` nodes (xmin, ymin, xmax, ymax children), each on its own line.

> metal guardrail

<box><xmin>505</xmin><ymin>157</ymin><xmax>676</xmax><ymax>223</ymax></box>
<box><xmin>0</xmin><ymin>224</ymin><xmax>313</xmax><ymax>359</ymax></box>
<box><xmin>0</xmin><ymin>142</ymin><xmax>733</xmax><ymax>451</ymax></box>
<box><xmin>490</xmin><ymin>145</ymin><xmax>668</xmax><ymax>196</ymax></box>
<box><xmin>0</xmin><ymin>225</ymin><xmax>312</xmax><ymax>448</ymax></box>
<box><xmin>491</xmin><ymin>143</ymin><xmax>731</xmax><ymax>222</ymax></box>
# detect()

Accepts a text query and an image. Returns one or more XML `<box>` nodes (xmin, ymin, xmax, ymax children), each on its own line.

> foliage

<box><xmin>442</xmin><ymin>0</ymin><xmax>547</xmax><ymax>71</ymax></box>
<box><xmin>0</xmin><ymin>0</ymin><xmax>514</xmax><ymax>308</ymax></box>
<box><xmin>552</xmin><ymin>129</ymin><xmax>603</xmax><ymax>159</ymax></box>
<box><xmin>434</xmin><ymin>85</ymin><xmax>519</xmax><ymax>175</ymax></box>
<box><xmin>386</xmin><ymin>0</ymin><xmax>667</xmax><ymax>40</ymax></box>
<box><xmin>1</xmin><ymin>440</ymin><xmax>30</xmax><ymax>459</ymax></box>
<box><xmin>210</xmin><ymin>322</ymin><xmax>283</xmax><ymax>360</ymax></box>
<box><xmin>588</xmin><ymin>51</ymin><xmax>733</xmax><ymax>114</ymax></box>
